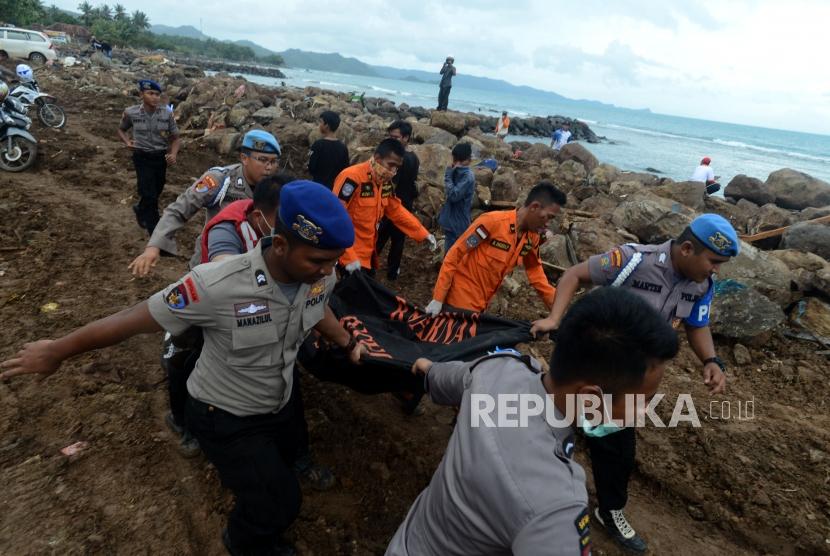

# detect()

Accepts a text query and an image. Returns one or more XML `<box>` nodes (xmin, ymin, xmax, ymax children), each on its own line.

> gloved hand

<box><xmin>426</xmin><ymin>234</ymin><xmax>438</xmax><ymax>252</ymax></box>
<box><xmin>344</xmin><ymin>260</ymin><xmax>362</xmax><ymax>273</ymax></box>
<box><xmin>425</xmin><ymin>299</ymin><xmax>443</xmax><ymax>316</ymax></box>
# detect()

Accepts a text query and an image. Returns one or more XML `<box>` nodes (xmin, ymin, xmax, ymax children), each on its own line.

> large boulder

<box><xmin>704</xmin><ymin>196</ymin><xmax>753</xmax><ymax>234</ymax></box>
<box><xmin>611</xmin><ymin>194</ymin><xmax>694</xmax><ymax>244</ymax></box>
<box><xmin>552</xmin><ymin>160</ymin><xmax>587</xmax><ymax>193</ymax></box>
<box><xmin>578</xmin><ymin>193</ymin><xmax>620</xmax><ymax>216</ymax></box>
<box><xmin>491</xmin><ymin>167</ymin><xmax>519</xmax><ymax>202</ymax></box>
<box><xmin>227</xmin><ymin>105</ymin><xmax>253</xmax><ymax>129</ymax></box>
<box><xmin>799</xmin><ymin>206</ymin><xmax>830</xmax><ymax>221</ymax></box>
<box><xmin>474</xmin><ymin>166</ymin><xmax>494</xmax><ymax>189</ymax></box>
<box><xmin>746</xmin><ymin>203</ymin><xmax>797</xmax><ymax>249</ymax></box>
<box><xmin>540</xmin><ymin>233</ymin><xmax>572</xmax><ymax>268</ymax></box>
<box><xmin>815</xmin><ymin>267</ymin><xmax>830</xmax><ymax>299</ymax></box>
<box><xmin>716</xmin><ymin>240</ymin><xmax>794</xmax><ymax>305</ymax></box>
<box><xmin>781</xmin><ymin>222</ymin><xmax>830</xmax><ymax>261</ymax></box>
<box><xmin>710</xmin><ymin>287</ymin><xmax>785</xmax><ymax>341</ymax></box>
<box><xmin>523</xmin><ymin>143</ymin><xmax>557</xmax><ymax>162</ymax></box>
<box><xmin>789</xmin><ymin>298</ymin><xmax>830</xmax><ymax>345</ymax></box>
<box><xmin>429</xmin><ymin>111</ymin><xmax>466</xmax><ymax>135</ymax></box>
<box><xmin>410</xmin><ymin>144</ymin><xmax>452</xmax><ymax>189</ymax></box>
<box><xmin>724</xmin><ymin>175</ymin><xmax>774</xmax><ymax>205</ymax></box>
<box><xmin>588</xmin><ymin>163</ymin><xmax>621</xmax><ymax>191</ymax></box>
<box><xmin>651</xmin><ymin>181</ymin><xmax>706</xmax><ymax>212</ymax></box>
<box><xmin>766</xmin><ymin>169</ymin><xmax>830</xmax><ymax>210</ymax></box>
<box><xmin>251</xmin><ymin>106</ymin><xmax>282</xmax><ymax>125</ymax></box>
<box><xmin>412</xmin><ymin>185</ymin><xmax>444</xmax><ymax>226</ymax></box>
<box><xmin>568</xmin><ymin>218</ymin><xmax>639</xmax><ymax>261</ymax></box>
<box><xmin>770</xmin><ymin>249</ymin><xmax>830</xmax><ymax>293</ymax></box>
<box><xmin>557</xmin><ymin>143</ymin><xmax>599</xmax><ymax>173</ymax></box>
<box><xmin>411</xmin><ymin>122</ymin><xmax>457</xmax><ymax>148</ymax></box>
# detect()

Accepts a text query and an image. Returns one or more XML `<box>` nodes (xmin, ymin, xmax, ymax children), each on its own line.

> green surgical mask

<box><xmin>578</xmin><ymin>390</ymin><xmax>624</xmax><ymax>438</ymax></box>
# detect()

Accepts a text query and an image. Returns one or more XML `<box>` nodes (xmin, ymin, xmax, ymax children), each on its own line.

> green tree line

<box><xmin>1</xmin><ymin>1</ymin><xmax>284</xmax><ymax>64</ymax></box>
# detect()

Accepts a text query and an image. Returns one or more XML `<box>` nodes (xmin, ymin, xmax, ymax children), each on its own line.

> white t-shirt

<box><xmin>551</xmin><ymin>129</ymin><xmax>572</xmax><ymax>150</ymax></box>
<box><xmin>690</xmin><ymin>164</ymin><xmax>715</xmax><ymax>183</ymax></box>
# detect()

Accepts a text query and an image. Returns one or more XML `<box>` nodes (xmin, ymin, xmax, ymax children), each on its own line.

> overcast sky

<box><xmin>52</xmin><ymin>0</ymin><xmax>830</xmax><ymax>134</ymax></box>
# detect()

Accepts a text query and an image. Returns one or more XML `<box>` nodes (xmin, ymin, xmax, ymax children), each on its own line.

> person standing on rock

<box><xmin>333</xmin><ymin>138</ymin><xmax>437</xmax><ymax>275</ymax></box>
<box><xmin>530</xmin><ymin>213</ymin><xmax>739</xmax><ymax>553</ymax></box>
<box><xmin>118</xmin><ymin>79</ymin><xmax>181</xmax><ymax>235</ymax></box>
<box><xmin>550</xmin><ymin>121</ymin><xmax>572</xmax><ymax>150</ymax></box>
<box><xmin>376</xmin><ymin>121</ymin><xmax>421</xmax><ymax>281</ymax></box>
<box><xmin>128</xmin><ymin>130</ymin><xmax>281</xmax><ymax>276</ymax></box>
<box><xmin>690</xmin><ymin>156</ymin><xmax>721</xmax><ymax>195</ymax></box>
<box><xmin>437</xmin><ymin>56</ymin><xmax>456</xmax><ymax>111</ymax></box>
<box><xmin>1</xmin><ymin>181</ymin><xmax>365</xmax><ymax>556</ymax></box>
<box><xmin>386</xmin><ymin>288</ymin><xmax>679</xmax><ymax>556</ymax></box>
<box><xmin>425</xmin><ymin>182</ymin><xmax>565</xmax><ymax>316</ymax></box>
<box><xmin>495</xmin><ymin>111</ymin><xmax>510</xmax><ymax>141</ymax></box>
<box><xmin>308</xmin><ymin>110</ymin><xmax>350</xmax><ymax>189</ymax></box>
<box><xmin>437</xmin><ymin>143</ymin><xmax>476</xmax><ymax>253</ymax></box>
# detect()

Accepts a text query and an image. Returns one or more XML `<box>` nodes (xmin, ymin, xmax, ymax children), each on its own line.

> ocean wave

<box><xmin>370</xmin><ymin>85</ymin><xmax>398</xmax><ymax>94</ymax></box>
<box><xmin>712</xmin><ymin>139</ymin><xmax>830</xmax><ymax>163</ymax></box>
<box><xmin>577</xmin><ymin>118</ymin><xmax>598</xmax><ymax>124</ymax></box>
<box><xmin>600</xmin><ymin>123</ymin><xmax>688</xmax><ymax>140</ymax></box>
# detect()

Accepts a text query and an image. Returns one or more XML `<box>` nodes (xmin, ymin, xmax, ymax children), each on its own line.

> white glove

<box><xmin>344</xmin><ymin>260</ymin><xmax>362</xmax><ymax>273</ymax></box>
<box><xmin>425</xmin><ymin>299</ymin><xmax>443</xmax><ymax>316</ymax></box>
<box><xmin>426</xmin><ymin>234</ymin><xmax>438</xmax><ymax>252</ymax></box>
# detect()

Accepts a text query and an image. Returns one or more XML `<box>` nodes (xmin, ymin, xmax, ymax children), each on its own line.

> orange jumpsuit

<box><xmin>333</xmin><ymin>161</ymin><xmax>429</xmax><ymax>268</ymax></box>
<box><xmin>432</xmin><ymin>209</ymin><xmax>556</xmax><ymax>312</ymax></box>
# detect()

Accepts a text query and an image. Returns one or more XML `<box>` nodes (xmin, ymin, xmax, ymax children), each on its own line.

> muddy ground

<box><xmin>0</xmin><ymin>80</ymin><xmax>828</xmax><ymax>556</ymax></box>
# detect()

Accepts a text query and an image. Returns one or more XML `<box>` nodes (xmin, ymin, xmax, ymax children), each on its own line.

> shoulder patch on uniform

<box><xmin>600</xmin><ymin>248</ymin><xmax>624</xmax><ymax>270</ymax></box>
<box><xmin>465</xmin><ymin>225</ymin><xmax>490</xmax><ymax>249</ymax></box>
<box><xmin>183</xmin><ymin>276</ymin><xmax>200</xmax><ymax>303</ymax></box>
<box><xmin>165</xmin><ymin>284</ymin><xmax>189</xmax><ymax>310</ymax></box>
<box><xmin>255</xmin><ymin>269</ymin><xmax>268</xmax><ymax>287</ymax></box>
<box><xmin>339</xmin><ymin>179</ymin><xmax>358</xmax><ymax>201</ymax></box>
<box><xmin>193</xmin><ymin>174</ymin><xmax>218</xmax><ymax>194</ymax></box>
<box><xmin>360</xmin><ymin>183</ymin><xmax>374</xmax><ymax>198</ymax></box>
<box><xmin>575</xmin><ymin>508</ymin><xmax>592</xmax><ymax>556</ymax></box>
<box><xmin>490</xmin><ymin>239</ymin><xmax>511</xmax><ymax>251</ymax></box>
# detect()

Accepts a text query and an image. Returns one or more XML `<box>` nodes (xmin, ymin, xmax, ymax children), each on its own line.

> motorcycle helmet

<box><xmin>16</xmin><ymin>64</ymin><xmax>34</xmax><ymax>82</ymax></box>
<box><xmin>0</xmin><ymin>81</ymin><xmax>9</xmax><ymax>102</ymax></box>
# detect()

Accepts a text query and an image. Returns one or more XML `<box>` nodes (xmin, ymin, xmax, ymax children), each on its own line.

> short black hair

<box><xmin>551</xmin><ymin>288</ymin><xmax>679</xmax><ymax>395</ymax></box>
<box><xmin>451</xmin><ymin>142</ymin><xmax>472</xmax><ymax>162</ymax></box>
<box><xmin>524</xmin><ymin>181</ymin><xmax>567</xmax><ymax>207</ymax></box>
<box><xmin>319</xmin><ymin>110</ymin><xmax>341</xmax><ymax>132</ymax></box>
<box><xmin>676</xmin><ymin>227</ymin><xmax>707</xmax><ymax>254</ymax></box>
<box><xmin>375</xmin><ymin>138</ymin><xmax>406</xmax><ymax>159</ymax></box>
<box><xmin>387</xmin><ymin>120</ymin><xmax>412</xmax><ymax>139</ymax></box>
<box><xmin>252</xmin><ymin>172</ymin><xmax>296</xmax><ymax>213</ymax></box>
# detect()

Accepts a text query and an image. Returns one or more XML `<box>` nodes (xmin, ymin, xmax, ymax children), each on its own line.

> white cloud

<box><xmin>48</xmin><ymin>0</ymin><xmax>830</xmax><ymax>133</ymax></box>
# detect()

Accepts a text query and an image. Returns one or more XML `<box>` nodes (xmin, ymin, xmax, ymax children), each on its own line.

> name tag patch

<box><xmin>235</xmin><ymin>301</ymin><xmax>272</xmax><ymax>327</ymax></box>
<box><xmin>490</xmin><ymin>239</ymin><xmax>511</xmax><ymax>251</ymax></box>
<box><xmin>631</xmin><ymin>279</ymin><xmax>663</xmax><ymax>293</ymax></box>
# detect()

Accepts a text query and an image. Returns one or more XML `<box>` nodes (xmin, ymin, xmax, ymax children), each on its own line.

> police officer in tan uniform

<box><xmin>128</xmin><ymin>130</ymin><xmax>281</xmax><ymax>276</ymax></box>
<box><xmin>118</xmin><ymin>79</ymin><xmax>180</xmax><ymax>235</ymax></box>
<box><xmin>2</xmin><ymin>181</ymin><xmax>363</xmax><ymax>556</ymax></box>
<box><xmin>531</xmin><ymin>213</ymin><xmax>739</xmax><ymax>553</ymax></box>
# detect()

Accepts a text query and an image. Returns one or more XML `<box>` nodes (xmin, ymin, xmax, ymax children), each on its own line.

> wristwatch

<box><xmin>703</xmin><ymin>356</ymin><xmax>726</xmax><ymax>373</ymax></box>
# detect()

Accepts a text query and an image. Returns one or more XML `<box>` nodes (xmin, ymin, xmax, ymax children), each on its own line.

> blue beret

<box><xmin>241</xmin><ymin>129</ymin><xmax>281</xmax><ymax>155</ymax></box>
<box><xmin>279</xmin><ymin>180</ymin><xmax>354</xmax><ymax>250</ymax></box>
<box><xmin>689</xmin><ymin>214</ymin><xmax>740</xmax><ymax>257</ymax></box>
<box><xmin>137</xmin><ymin>79</ymin><xmax>161</xmax><ymax>92</ymax></box>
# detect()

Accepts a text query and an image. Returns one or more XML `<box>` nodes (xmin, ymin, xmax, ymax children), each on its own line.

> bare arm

<box><xmin>1</xmin><ymin>302</ymin><xmax>162</xmax><ymax>380</ymax></box>
<box><xmin>530</xmin><ymin>261</ymin><xmax>591</xmax><ymax>335</ymax></box>
<box><xmin>117</xmin><ymin>127</ymin><xmax>134</xmax><ymax>148</ymax></box>
<box><xmin>314</xmin><ymin>306</ymin><xmax>365</xmax><ymax>364</ymax></box>
<box><xmin>685</xmin><ymin>324</ymin><xmax>725</xmax><ymax>394</ymax></box>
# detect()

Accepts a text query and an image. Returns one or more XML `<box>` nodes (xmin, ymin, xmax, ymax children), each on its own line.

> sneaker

<box><xmin>594</xmin><ymin>508</ymin><xmax>647</xmax><ymax>553</ymax></box>
<box><xmin>294</xmin><ymin>455</ymin><xmax>336</xmax><ymax>491</ymax></box>
<box><xmin>166</xmin><ymin>412</ymin><xmax>201</xmax><ymax>458</ymax></box>
<box><xmin>165</xmin><ymin>412</ymin><xmax>185</xmax><ymax>436</ymax></box>
<box><xmin>222</xmin><ymin>528</ymin><xmax>296</xmax><ymax>556</ymax></box>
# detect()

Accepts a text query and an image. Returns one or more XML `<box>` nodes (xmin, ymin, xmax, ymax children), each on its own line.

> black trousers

<box><xmin>437</xmin><ymin>86</ymin><xmax>452</xmax><ymax>110</ymax></box>
<box><xmin>132</xmin><ymin>150</ymin><xmax>167</xmax><ymax>234</ymax></box>
<box><xmin>375</xmin><ymin>197</ymin><xmax>413</xmax><ymax>279</ymax></box>
<box><xmin>586</xmin><ymin>427</ymin><xmax>636</xmax><ymax>512</ymax></box>
<box><xmin>186</xmin><ymin>392</ymin><xmax>303</xmax><ymax>553</ymax></box>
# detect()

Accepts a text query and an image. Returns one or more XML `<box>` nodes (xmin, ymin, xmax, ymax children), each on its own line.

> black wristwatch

<box><xmin>703</xmin><ymin>356</ymin><xmax>726</xmax><ymax>373</ymax></box>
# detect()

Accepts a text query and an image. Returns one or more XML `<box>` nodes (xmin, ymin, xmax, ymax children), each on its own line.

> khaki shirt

<box><xmin>120</xmin><ymin>104</ymin><xmax>178</xmax><ymax>152</ymax></box>
<box><xmin>587</xmin><ymin>240</ymin><xmax>713</xmax><ymax>327</ymax></box>
<box><xmin>147</xmin><ymin>242</ymin><xmax>335</xmax><ymax>416</ymax></box>
<box><xmin>148</xmin><ymin>163</ymin><xmax>253</xmax><ymax>266</ymax></box>
<box><xmin>386</xmin><ymin>354</ymin><xmax>590</xmax><ymax>556</ymax></box>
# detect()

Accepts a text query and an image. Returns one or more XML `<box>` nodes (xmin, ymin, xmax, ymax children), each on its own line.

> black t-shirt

<box><xmin>308</xmin><ymin>138</ymin><xmax>350</xmax><ymax>189</ymax></box>
<box><xmin>393</xmin><ymin>151</ymin><xmax>420</xmax><ymax>206</ymax></box>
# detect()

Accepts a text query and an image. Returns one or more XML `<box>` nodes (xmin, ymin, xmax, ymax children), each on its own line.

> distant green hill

<box><xmin>150</xmin><ymin>24</ymin><xmax>208</xmax><ymax>40</ymax></box>
<box><xmin>277</xmin><ymin>49</ymin><xmax>378</xmax><ymax>76</ymax></box>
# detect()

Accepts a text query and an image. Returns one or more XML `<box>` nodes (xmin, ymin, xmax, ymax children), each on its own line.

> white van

<box><xmin>0</xmin><ymin>27</ymin><xmax>58</xmax><ymax>64</ymax></box>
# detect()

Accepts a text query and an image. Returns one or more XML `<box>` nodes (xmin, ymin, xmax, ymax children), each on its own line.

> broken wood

<box><xmin>541</xmin><ymin>260</ymin><xmax>569</xmax><ymax>273</ymax></box>
<box><xmin>740</xmin><ymin>214</ymin><xmax>830</xmax><ymax>242</ymax></box>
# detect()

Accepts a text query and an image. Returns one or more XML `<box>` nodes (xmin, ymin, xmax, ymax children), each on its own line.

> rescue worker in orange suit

<box><xmin>426</xmin><ymin>182</ymin><xmax>566</xmax><ymax>315</ymax></box>
<box><xmin>333</xmin><ymin>138</ymin><xmax>438</xmax><ymax>274</ymax></box>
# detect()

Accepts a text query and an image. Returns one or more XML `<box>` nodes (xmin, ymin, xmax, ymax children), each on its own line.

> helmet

<box><xmin>16</xmin><ymin>64</ymin><xmax>34</xmax><ymax>82</ymax></box>
<box><xmin>0</xmin><ymin>81</ymin><xmax>8</xmax><ymax>102</ymax></box>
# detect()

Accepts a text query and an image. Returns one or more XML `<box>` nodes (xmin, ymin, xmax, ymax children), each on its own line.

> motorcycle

<box><xmin>9</xmin><ymin>81</ymin><xmax>66</xmax><ymax>129</ymax></box>
<box><xmin>0</xmin><ymin>96</ymin><xmax>38</xmax><ymax>172</ymax></box>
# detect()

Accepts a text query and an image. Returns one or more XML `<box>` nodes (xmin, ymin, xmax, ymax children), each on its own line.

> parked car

<box><xmin>0</xmin><ymin>27</ymin><xmax>57</xmax><ymax>64</ymax></box>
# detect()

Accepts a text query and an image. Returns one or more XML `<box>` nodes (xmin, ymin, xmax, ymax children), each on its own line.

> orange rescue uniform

<box><xmin>333</xmin><ymin>160</ymin><xmax>429</xmax><ymax>268</ymax></box>
<box><xmin>432</xmin><ymin>209</ymin><xmax>556</xmax><ymax>312</ymax></box>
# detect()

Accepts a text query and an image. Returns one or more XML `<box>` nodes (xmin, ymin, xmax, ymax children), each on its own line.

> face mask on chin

<box><xmin>578</xmin><ymin>388</ymin><xmax>624</xmax><ymax>438</ymax></box>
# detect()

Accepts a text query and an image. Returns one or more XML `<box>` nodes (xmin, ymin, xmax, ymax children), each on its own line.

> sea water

<box><xmin>240</xmin><ymin>68</ymin><xmax>830</xmax><ymax>190</ymax></box>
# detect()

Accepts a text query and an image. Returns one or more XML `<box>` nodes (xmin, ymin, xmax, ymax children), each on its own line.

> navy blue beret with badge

<box><xmin>137</xmin><ymin>79</ymin><xmax>161</xmax><ymax>92</ymax></box>
<box><xmin>689</xmin><ymin>214</ymin><xmax>740</xmax><ymax>257</ymax></box>
<box><xmin>241</xmin><ymin>129</ymin><xmax>281</xmax><ymax>155</ymax></box>
<box><xmin>279</xmin><ymin>180</ymin><xmax>354</xmax><ymax>249</ymax></box>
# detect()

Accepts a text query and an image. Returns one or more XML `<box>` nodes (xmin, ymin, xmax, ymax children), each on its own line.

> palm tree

<box><xmin>131</xmin><ymin>10</ymin><xmax>149</xmax><ymax>30</ymax></box>
<box><xmin>77</xmin><ymin>1</ymin><xmax>93</xmax><ymax>25</ymax></box>
<box><xmin>97</xmin><ymin>3</ymin><xmax>112</xmax><ymax>20</ymax></box>
<box><xmin>114</xmin><ymin>3</ymin><xmax>126</xmax><ymax>21</ymax></box>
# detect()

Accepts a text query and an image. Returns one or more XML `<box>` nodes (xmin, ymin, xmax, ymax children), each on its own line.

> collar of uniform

<box><xmin>530</xmin><ymin>372</ymin><xmax>577</xmax><ymax>459</ymax></box>
<box><xmin>249</xmin><ymin>240</ymin><xmax>310</xmax><ymax>306</ymax></box>
<box><xmin>654</xmin><ymin>239</ymin><xmax>675</xmax><ymax>269</ymax></box>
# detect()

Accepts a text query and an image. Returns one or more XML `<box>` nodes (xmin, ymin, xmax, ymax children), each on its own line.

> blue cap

<box><xmin>278</xmin><ymin>180</ymin><xmax>354</xmax><ymax>249</ymax></box>
<box><xmin>689</xmin><ymin>214</ymin><xmax>740</xmax><ymax>257</ymax></box>
<box><xmin>137</xmin><ymin>79</ymin><xmax>161</xmax><ymax>92</ymax></box>
<box><xmin>241</xmin><ymin>129</ymin><xmax>280</xmax><ymax>155</ymax></box>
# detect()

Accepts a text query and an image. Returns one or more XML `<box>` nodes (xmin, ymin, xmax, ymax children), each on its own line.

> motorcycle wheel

<box><xmin>0</xmin><ymin>136</ymin><xmax>38</xmax><ymax>172</ymax></box>
<box><xmin>38</xmin><ymin>103</ymin><xmax>66</xmax><ymax>129</ymax></box>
